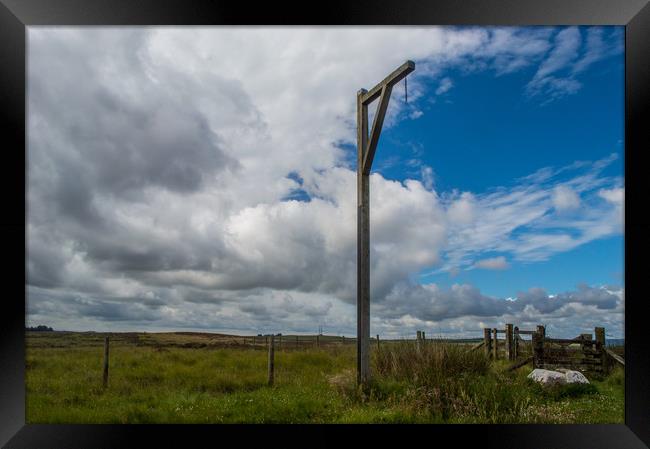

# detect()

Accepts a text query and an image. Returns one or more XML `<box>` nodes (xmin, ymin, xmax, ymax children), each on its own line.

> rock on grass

<box><xmin>528</xmin><ymin>369</ymin><xmax>589</xmax><ymax>386</ymax></box>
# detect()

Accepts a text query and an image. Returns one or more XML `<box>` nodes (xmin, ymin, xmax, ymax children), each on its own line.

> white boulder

<box><xmin>564</xmin><ymin>370</ymin><xmax>590</xmax><ymax>384</ymax></box>
<box><xmin>528</xmin><ymin>368</ymin><xmax>566</xmax><ymax>386</ymax></box>
<box><xmin>527</xmin><ymin>368</ymin><xmax>590</xmax><ymax>385</ymax></box>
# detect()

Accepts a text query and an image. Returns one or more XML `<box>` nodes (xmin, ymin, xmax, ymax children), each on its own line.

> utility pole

<box><xmin>357</xmin><ymin>60</ymin><xmax>415</xmax><ymax>386</ymax></box>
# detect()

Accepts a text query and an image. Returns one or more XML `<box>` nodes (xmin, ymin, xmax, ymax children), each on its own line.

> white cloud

<box><xmin>435</xmin><ymin>77</ymin><xmax>454</xmax><ymax>95</ymax></box>
<box><xmin>474</xmin><ymin>256</ymin><xmax>509</xmax><ymax>270</ymax></box>
<box><xmin>447</xmin><ymin>191</ymin><xmax>476</xmax><ymax>225</ymax></box>
<box><xmin>439</xmin><ymin>154</ymin><xmax>622</xmax><ymax>269</ymax></box>
<box><xmin>420</xmin><ymin>166</ymin><xmax>435</xmax><ymax>190</ymax></box>
<box><xmin>552</xmin><ymin>185</ymin><xmax>581</xmax><ymax>211</ymax></box>
<box><xmin>573</xmin><ymin>27</ymin><xmax>623</xmax><ymax>74</ymax></box>
<box><xmin>26</xmin><ymin>27</ymin><xmax>624</xmax><ymax>337</ymax></box>
<box><xmin>526</xmin><ymin>27</ymin><xmax>622</xmax><ymax>102</ymax></box>
<box><xmin>534</xmin><ymin>27</ymin><xmax>581</xmax><ymax>80</ymax></box>
<box><xmin>598</xmin><ymin>187</ymin><xmax>624</xmax><ymax>206</ymax></box>
<box><xmin>373</xmin><ymin>282</ymin><xmax>623</xmax><ymax>338</ymax></box>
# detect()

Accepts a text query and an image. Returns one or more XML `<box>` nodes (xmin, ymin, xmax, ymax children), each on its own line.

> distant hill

<box><xmin>606</xmin><ymin>338</ymin><xmax>624</xmax><ymax>347</ymax></box>
<box><xmin>26</xmin><ymin>325</ymin><xmax>54</xmax><ymax>332</ymax></box>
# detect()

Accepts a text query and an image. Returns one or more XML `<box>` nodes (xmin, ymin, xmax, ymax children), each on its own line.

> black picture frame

<box><xmin>1</xmin><ymin>0</ymin><xmax>648</xmax><ymax>447</ymax></box>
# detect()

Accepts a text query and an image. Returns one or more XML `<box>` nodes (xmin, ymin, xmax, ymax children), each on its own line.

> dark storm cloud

<box><xmin>514</xmin><ymin>283</ymin><xmax>619</xmax><ymax>313</ymax></box>
<box><xmin>76</xmin><ymin>299</ymin><xmax>161</xmax><ymax>322</ymax></box>
<box><xmin>514</xmin><ymin>287</ymin><xmax>567</xmax><ymax>314</ymax></box>
<box><xmin>178</xmin><ymin>287</ymin><xmax>233</xmax><ymax>305</ymax></box>
<box><xmin>26</xmin><ymin>231</ymin><xmax>68</xmax><ymax>289</ymax></box>
<box><xmin>239</xmin><ymin>303</ymin><xmax>269</xmax><ymax>316</ymax></box>
<box><xmin>278</xmin><ymin>293</ymin><xmax>332</xmax><ymax>317</ymax></box>
<box><xmin>560</xmin><ymin>283</ymin><xmax>619</xmax><ymax>309</ymax></box>
<box><xmin>379</xmin><ymin>283</ymin><xmax>509</xmax><ymax>321</ymax></box>
<box><xmin>27</xmin><ymin>28</ymin><xmax>254</xmax><ymax>282</ymax></box>
<box><xmin>27</xmin><ymin>288</ymin><xmax>163</xmax><ymax>323</ymax></box>
<box><xmin>29</xmin><ymin>29</ymin><xmax>239</xmax><ymax>199</ymax></box>
<box><xmin>376</xmin><ymin>282</ymin><xmax>621</xmax><ymax>322</ymax></box>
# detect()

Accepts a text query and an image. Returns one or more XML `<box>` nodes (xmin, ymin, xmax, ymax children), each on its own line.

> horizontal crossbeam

<box><xmin>361</xmin><ymin>60</ymin><xmax>415</xmax><ymax>106</ymax></box>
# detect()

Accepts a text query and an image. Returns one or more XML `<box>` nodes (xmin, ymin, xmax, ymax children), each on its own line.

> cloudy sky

<box><xmin>27</xmin><ymin>26</ymin><xmax>624</xmax><ymax>339</ymax></box>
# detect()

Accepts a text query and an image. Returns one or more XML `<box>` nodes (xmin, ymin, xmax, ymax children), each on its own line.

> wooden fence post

<box><xmin>422</xmin><ymin>331</ymin><xmax>426</xmax><ymax>342</ymax></box>
<box><xmin>492</xmin><ymin>328</ymin><xmax>498</xmax><ymax>359</ymax></box>
<box><xmin>103</xmin><ymin>336</ymin><xmax>110</xmax><ymax>388</ymax></box>
<box><xmin>376</xmin><ymin>334</ymin><xmax>380</xmax><ymax>351</ymax></box>
<box><xmin>268</xmin><ymin>335</ymin><xmax>275</xmax><ymax>386</ymax></box>
<box><xmin>532</xmin><ymin>330</ymin><xmax>544</xmax><ymax>368</ymax></box>
<box><xmin>483</xmin><ymin>328</ymin><xmax>492</xmax><ymax>357</ymax></box>
<box><xmin>513</xmin><ymin>326</ymin><xmax>519</xmax><ymax>359</ymax></box>
<box><xmin>483</xmin><ymin>327</ymin><xmax>492</xmax><ymax>357</ymax></box>
<box><xmin>579</xmin><ymin>333</ymin><xmax>592</xmax><ymax>352</ymax></box>
<box><xmin>536</xmin><ymin>325</ymin><xmax>546</xmax><ymax>338</ymax></box>
<box><xmin>316</xmin><ymin>334</ymin><xmax>320</xmax><ymax>348</ymax></box>
<box><xmin>595</xmin><ymin>327</ymin><xmax>606</xmax><ymax>371</ymax></box>
<box><xmin>505</xmin><ymin>324</ymin><xmax>514</xmax><ymax>360</ymax></box>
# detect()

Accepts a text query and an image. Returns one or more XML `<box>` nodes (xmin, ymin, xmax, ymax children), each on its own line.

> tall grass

<box><xmin>369</xmin><ymin>341</ymin><xmax>523</xmax><ymax>422</ymax></box>
<box><xmin>374</xmin><ymin>340</ymin><xmax>490</xmax><ymax>384</ymax></box>
<box><xmin>355</xmin><ymin>340</ymin><xmax>619</xmax><ymax>423</ymax></box>
<box><xmin>26</xmin><ymin>333</ymin><xmax>624</xmax><ymax>424</ymax></box>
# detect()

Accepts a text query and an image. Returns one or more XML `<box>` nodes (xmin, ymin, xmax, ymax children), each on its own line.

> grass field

<box><xmin>26</xmin><ymin>331</ymin><xmax>624</xmax><ymax>424</ymax></box>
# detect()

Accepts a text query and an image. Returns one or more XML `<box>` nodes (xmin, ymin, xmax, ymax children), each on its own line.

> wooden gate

<box><xmin>532</xmin><ymin>327</ymin><xmax>606</xmax><ymax>373</ymax></box>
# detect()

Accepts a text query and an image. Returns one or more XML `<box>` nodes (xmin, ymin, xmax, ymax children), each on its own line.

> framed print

<box><xmin>1</xmin><ymin>0</ymin><xmax>649</xmax><ymax>447</ymax></box>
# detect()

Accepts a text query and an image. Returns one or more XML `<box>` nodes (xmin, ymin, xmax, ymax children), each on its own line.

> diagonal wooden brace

<box><xmin>363</xmin><ymin>84</ymin><xmax>393</xmax><ymax>174</ymax></box>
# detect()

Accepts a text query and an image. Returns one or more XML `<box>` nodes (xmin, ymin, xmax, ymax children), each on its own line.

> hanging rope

<box><xmin>405</xmin><ymin>76</ymin><xmax>408</xmax><ymax>104</ymax></box>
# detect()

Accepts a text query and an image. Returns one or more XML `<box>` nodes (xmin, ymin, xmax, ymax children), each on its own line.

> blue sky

<box><xmin>369</xmin><ymin>26</ymin><xmax>624</xmax><ymax>299</ymax></box>
<box><xmin>27</xmin><ymin>26</ymin><xmax>625</xmax><ymax>338</ymax></box>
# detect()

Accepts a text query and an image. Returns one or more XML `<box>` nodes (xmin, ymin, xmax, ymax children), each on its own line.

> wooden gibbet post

<box><xmin>376</xmin><ymin>334</ymin><xmax>380</xmax><ymax>351</ymax></box>
<box><xmin>316</xmin><ymin>334</ymin><xmax>320</xmax><ymax>348</ymax></box>
<box><xmin>492</xmin><ymin>328</ymin><xmax>498</xmax><ymax>359</ymax></box>
<box><xmin>102</xmin><ymin>336</ymin><xmax>110</xmax><ymax>388</ymax></box>
<box><xmin>357</xmin><ymin>61</ymin><xmax>415</xmax><ymax>387</ymax></box>
<box><xmin>537</xmin><ymin>325</ymin><xmax>546</xmax><ymax>339</ymax></box>
<box><xmin>483</xmin><ymin>328</ymin><xmax>492</xmax><ymax>357</ymax></box>
<box><xmin>505</xmin><ymin>324</ymin><xmax>514</xmax><ymax>360</ymax></box>
<box><xmin>267</xmin><ymin>335</ymin><xmax>275</xmax><ymax>386</ymax></box>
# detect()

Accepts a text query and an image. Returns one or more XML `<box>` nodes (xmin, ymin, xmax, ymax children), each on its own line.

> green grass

<box><xmin>26</xmin><ymin>332</ymin><xmax>624</xmax><ymax>424</ymax></box>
